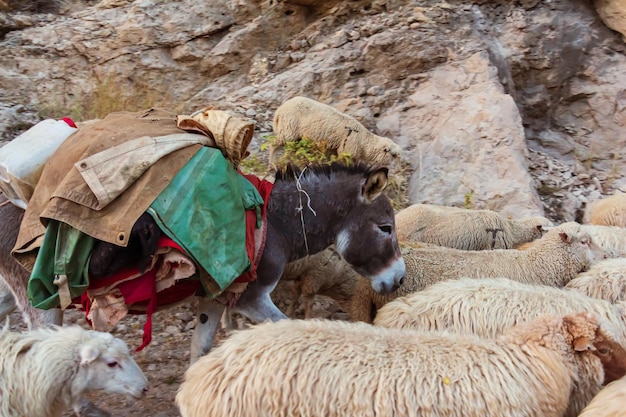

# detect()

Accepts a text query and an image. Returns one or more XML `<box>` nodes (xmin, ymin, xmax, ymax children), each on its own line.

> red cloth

<box><xmin>234</xmin><ymin>173</ymin><xmax>273</xmax><ymax>283</ymax></box>
<box><xmin>60</xmin><ymin>117</ymin><xmax>77</xmax><ymax>128</ymax></box>
<box><xmin>79</xmin><ymin>236</ymin><xmax>199</xmax><ymax>351</ymax></box>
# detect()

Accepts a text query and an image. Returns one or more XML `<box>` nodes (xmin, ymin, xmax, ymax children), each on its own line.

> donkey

<box><xmin>0</xmin><ymin>161</ymin><xmax>405</xmax><ymax>361</ymax></box>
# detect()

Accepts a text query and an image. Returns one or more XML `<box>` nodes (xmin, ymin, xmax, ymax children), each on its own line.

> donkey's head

<box><xmin>334</xmin><ymin>166</ymin><xmax>405</xmax><ymax>294</ymax></box>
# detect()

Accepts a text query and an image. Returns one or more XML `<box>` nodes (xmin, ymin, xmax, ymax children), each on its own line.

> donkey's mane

<box><xmin>274</xmin><ymin>161</ymin><xmax>378</xmax><ymax>182</ymax></box>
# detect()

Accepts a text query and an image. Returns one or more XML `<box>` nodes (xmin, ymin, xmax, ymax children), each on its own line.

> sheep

<box><xmin>577</xmin><ymin>374</ymin><xmax>626</xmax><ymax>417</ymax></box>
<box><xmin>372</xmin><ymin>277</ymin><xmax>626</xmax><ymax>417</ymax></box>
<box><xmin>395</xmin><ymin>203</ymin><xmax>553</xmax><ymax>250</ymax></box>
<box><xmin>518</xmin><ymin>223</ymin><xmax>625</xmax><ymax>258</ymax></box>
<box><xmin>0</xmin><ymin>323</ymin><xmax>148</xmax><ymax>417</ymax></box>
<box><xmin>373</xmin><ymin>276</ymin><xmax>626</xmax><ymax>343</ymax></box>
<box><xmin>578</xmin><ymin>224</ymin><xmax>626</xmax><ymax>258</ymax></box>
<box><xmin>175</xmin><ymin>312</ymin><xmax>625</xmax><ymax>417</ymax></box>
<box><xmin>565</xmin><ymin>258</ymin><xmax>626</xmax><ymax>303</ymax></box>
<box><xmin>270</xmin><ymin>96</ymin><xmax>402</xmax><ymax>168</ymax></box>
<box><xmin>280</xmin><ymin>245</ymin><xmax>360</xmax><ymax>318</ymax></box>
<box><xmin>584</xmin><ymin>192</ymin><xmax>626</xmax><ymax>227</ymax></box>
<box><xmin>348</xmin><ymin>222</ymin><xmax>603</xmax><ymax>322</ymax></box>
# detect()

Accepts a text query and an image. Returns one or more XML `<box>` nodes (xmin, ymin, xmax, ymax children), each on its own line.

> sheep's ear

<box><xmin>573</xmin><ymin>336</ymin><xmax>596</xmax><ymax>352</ymax></box>
<box><xmin>362</xmin><ymin>167</ymin><xmax>388</xmax><ymax>203</ymax></box>
<box><xmin>80</xmin><ymin>344</ymin><xmax>101</xmax><ymax>366</ymax></box>
<box><xmin>559</xmin><ymin>231</ymin><xmax>573</xmax><ymax>243</ymax></box>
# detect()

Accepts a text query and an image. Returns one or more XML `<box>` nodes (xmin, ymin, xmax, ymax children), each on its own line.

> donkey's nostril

<box><xmin>398</xmin><ymin>276</ymin><xmax>405</xmax><ymax>286</ymax></box>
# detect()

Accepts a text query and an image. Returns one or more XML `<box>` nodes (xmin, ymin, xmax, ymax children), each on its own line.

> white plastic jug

<box><xmin>0</xmin><ymin>118</ymin><xmax>78</xmax><ymax>209</ymax></box>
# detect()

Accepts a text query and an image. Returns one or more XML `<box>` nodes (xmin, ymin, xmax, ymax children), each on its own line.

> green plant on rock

<box><xmin>463</xmin><ymin>190</ymin><xmax>474</xmax><ymax>209</ymax></box>
<box><xmin>271</xmin><ymin>135</ymin><xmax>352</xmax><ymax>168</ymax></box>
<box><xmin>238</xmin><ymin>154</ymin><xmax>270</xmax><ymax>177</ymax></box>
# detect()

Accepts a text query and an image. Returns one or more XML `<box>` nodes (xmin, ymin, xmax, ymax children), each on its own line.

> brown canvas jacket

<box><xmin>13</xmin><ymin>108</ymin><xmax>201</xmax><ymax>269</ymax></box>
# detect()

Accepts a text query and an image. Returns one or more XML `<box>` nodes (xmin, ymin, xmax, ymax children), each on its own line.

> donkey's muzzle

<box><xmin>370</xmin><ymin>257</ymin><xmax>406</xmax><ymax>295</ymax></box>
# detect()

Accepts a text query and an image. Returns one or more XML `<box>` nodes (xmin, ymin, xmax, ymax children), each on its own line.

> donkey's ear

<box><xmin>362</xmin><ymin>167</ymin><xmax>388</xmax><ymax>203</ymax></box>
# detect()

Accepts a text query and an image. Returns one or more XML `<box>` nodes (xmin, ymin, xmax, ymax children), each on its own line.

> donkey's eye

<box><xmin>378</xmin><ymin>225</ymin><xmax>392</xmax><ymax>234</ymax></box>
<box><xmin>598</xmin><ymin>347</ymin><xmax>610</xmax><ymax>355</ymax></box>
<box><xmin>107</xmin><ymin>361</ymin><xmax>119</xmax><ymax>368</ymax></box>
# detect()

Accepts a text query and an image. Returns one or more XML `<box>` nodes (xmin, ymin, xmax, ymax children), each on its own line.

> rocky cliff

<box><xmin>1</xmin><ymin>0</ymin><xmax>625</xmax><ymax>222</ymax></box>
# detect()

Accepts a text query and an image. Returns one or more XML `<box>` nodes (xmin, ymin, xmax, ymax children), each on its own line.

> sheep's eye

<box><xmin>378</xmin><ymin>225</ymin><xmax>392</xmax><ymax>234</ymax></box>
<box><xmin>107</xmin><ymin>361</ymin><xmax>119</xmax><ymax>368</ymax></box>
<box><xmin>598</xmin><ymin>347</ymin><xmax>610</xmax><ymax>355</ymax></box>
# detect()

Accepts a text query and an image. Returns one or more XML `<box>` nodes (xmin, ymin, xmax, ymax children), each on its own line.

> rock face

<box><xmin>595</xmin><ymin>0</ymin><xmax>626</xmax><ymax>41</ymax></box>
<box><xmin>1</xmin><ymin>0</ymin><xmax>625</xmax><ymax>222</ymax></box>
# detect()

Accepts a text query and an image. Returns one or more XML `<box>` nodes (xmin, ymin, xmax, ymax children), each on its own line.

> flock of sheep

<box><xmin>2</xmin><ymin>96</ymin><xmax>626</xmax><ymax>417</ymax></box>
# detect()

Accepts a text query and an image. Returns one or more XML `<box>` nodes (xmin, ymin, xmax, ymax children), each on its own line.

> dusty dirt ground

<box><xmin>9</xmin><ymin>280</ymin><xmax>348</xmax><ymax>417</ymax></box>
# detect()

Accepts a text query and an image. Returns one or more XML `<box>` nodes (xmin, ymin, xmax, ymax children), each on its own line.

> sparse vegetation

<box><xmin>463</xmin><ymin>190</ymin><xmax>474</xmax><ymax>209</ymax></box>
<box><xmin>39</xmin><ymin>73</ymin><xmax>177</xmax><ymax>122</ymax></box>
<box><xmin>269</xmin><ymin>135</ymin><xmax>353</xmax><ymax>168</ymax></box>
<box><xmin>240</xmin><ymin>135</ymin><xmax>410</xmax><ymax>210</ymax></box>
<box><xmin>238</xmin><ymin>153</ymin><xmax>269</xmax><ymax>177</ymax></box>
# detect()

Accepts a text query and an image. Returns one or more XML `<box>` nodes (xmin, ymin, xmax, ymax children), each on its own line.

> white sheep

<box><xmin>579</xmin><ymin>224</ymin><xmax>626</xmax><ymax>257</ymax></box>
<box><xmin>270</xmin><ymin>96</ymin><xmax>402</xmax><ymax>167</ymax></box>
<box><xmin>0</xmin><ymin>323</ymin><xmax>149</xmax><ymax>417</ymax></box>
<box><xmin>518</xmin><ymin>223</ymin><xmax>625</xmax><ymax>258</ymax></box>
<box><xmin>175</xmin><ymin>312</ymin><xmax>624</xmax><ymax>417</ymax></box>
<box><xmin>565</xmin><ymin>258</ymin><xmax>626</xmax><ymax>303</ymax></box>
<box><xmin>584</xmin><ymin>192</ymin><xmax>626</xmax><ymax>227</ymax></box>
<box><xmin>374</xmin><ymin>277</ymin><xmax>626</xmax><ymax>343</ymax></box>
<box><xmin>372</xmin><ymin>277</ymin><xmax>626</xmax><ymax>417</ymax></box>
<box><xmin>349</xmin><ymin>222</ymin><xmax>602</xmax><ymax>322</ymax></box>
<box><xmin>395</xmin><ymin>203</ymin><xmax>552</xmax><ymax>250</ymax></box>
<box><xmin>577</xmin><ymin>374</ymin><xmax>626</xmax><ymax>417</ymax></box>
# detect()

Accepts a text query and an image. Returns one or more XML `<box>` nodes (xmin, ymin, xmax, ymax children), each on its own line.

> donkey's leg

<box><xmin>231</xmin><ymin>276</ymin><xmax>288</xmax><ymax>323</ymax></box>
<box><xmin>190</xmin><ymin>296</ymin><xmax>225</xmax><ymax>362</ymax></box>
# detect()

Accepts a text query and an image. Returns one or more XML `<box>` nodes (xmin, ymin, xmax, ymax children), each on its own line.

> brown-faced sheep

<box><xmin>270</xmin><ymin>96</ymin><xmax>401</xmax><ymax>168</ymax></box>
<box><xmin>175</xmin><ymin>313</ymin><xmax>625</xmax><ymax>417</ymax></box>
<box><xmin>577</xmin><ymin>374</ymin><xmax>626</xmax><ymax>417</ymax></box>
<box><xmin>349</xmin><ymin>222</ymin><xmax>602</xmax><ymax>322</ymax></box>
<box><xmin>372</xmin><ymin>277</ymin><xmax>626</xmax><ymax>417</ymax></box>
<box><xmin>0</xmin><ymin>323</ymin><xmax>148</xmax><ymax>417</ymax></box>
<box><xmin>280</xmin><ymin>245</ymin><xmax>359</xmax><ymax>319</ymax></box>
<box><xmin>395</xmin><ymin>203</ymin><xmax>552</xmax><ymax>250</ymax></box>
<box><xmin>565</xmin><ymin>257</ymin><xmax>626</xmax><ymax>303</ymax></box>
<box><xmin>584</xmin><ymin>192</ymin><xmax>626</xmax><ymax>227</ymax></box>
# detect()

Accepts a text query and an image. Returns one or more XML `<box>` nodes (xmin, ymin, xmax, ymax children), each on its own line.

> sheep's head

<box><xmin>73</xmin><ymin>331</ymin><xmax>148</xmax><ymax>400</ymax></box>
<box><xmin>361</xmin><ymin>137</ymin><xmax>402</xmax><ymax>166</ymax></box>
<box><xmin>561</xmin><ymin>312</ymin><xmax>626</xmax><ymax>385</ymax></box>
<box><xmin>591</xmin><ymin>329</ymin><xmax>626</xmax><ymax>385</ymax></box>
<box><xmin>544</xmin><ymin>223</ymin><xmax>598</xmax><ymax>270</ymax></box>
<box><xmin>518</xmin><ymin>216</ymin><xmax>553</xmax><ymax>239</ymax></box>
